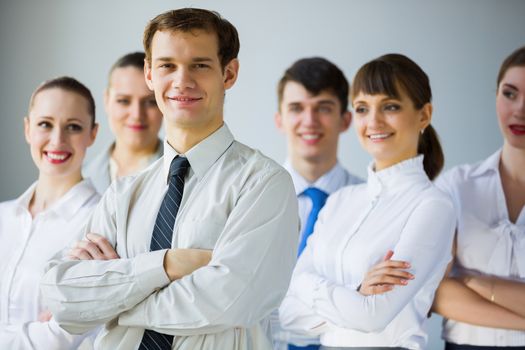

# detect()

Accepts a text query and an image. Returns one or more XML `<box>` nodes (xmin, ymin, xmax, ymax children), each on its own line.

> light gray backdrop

<box><xmin>1</xmin><ymin>1</ymin><xmax>524</xmax><ymax>348</ymax></box>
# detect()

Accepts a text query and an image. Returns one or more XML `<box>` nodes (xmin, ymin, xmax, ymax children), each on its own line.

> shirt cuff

<box><xmin>133</xmin><ymin>249</ymin><xmax>171</xmax><ymax>296</ymax></box>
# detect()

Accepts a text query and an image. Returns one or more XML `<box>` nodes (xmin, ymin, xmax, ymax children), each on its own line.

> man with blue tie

<box><xmin>41</xmin><ymin>8</ymin><xmax>299</xmax><ymax>350</ymax></box>
<box><xmin>272</xmin><ymin>57</ymin><xmax>363</xmax><ymax>350</ymax></box>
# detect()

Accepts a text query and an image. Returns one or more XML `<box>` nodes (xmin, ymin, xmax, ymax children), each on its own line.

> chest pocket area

<box><xmin>176</xmin><ymin>218</ymin><xmax>225</xmax><ymax>249</ymax></box>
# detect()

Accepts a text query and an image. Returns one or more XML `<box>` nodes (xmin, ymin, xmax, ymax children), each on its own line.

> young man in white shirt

<box><xmin>41</xmin><ymin>8</ymin><xmax>299</xmax><ymax>350</ymax></box>
<box><xmin>272</xmin><ymin>57</ymin><xmax>362</xmax><ymax>350</ymax></box>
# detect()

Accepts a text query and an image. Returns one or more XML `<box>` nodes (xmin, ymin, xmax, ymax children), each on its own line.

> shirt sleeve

<box><xmin>40</xmin><ymin>182</ymin><xmax>172</xmax><ymax>335</ymax></box>
<box><xmin>117</xmin><ymin>170</ymin><xmax>299</xmax><ymax>336</ymax></box>
<box><xmin>281</xmin><ymin>196</ymin><xmax>456</xmax><ymax>334</ymax></box>
<box><xmin>0</xmin><ymin>318</ymin><xmax>92</xmax><ymax>350</ymax></box>
<box><xmin>278</xmin><ymin>196</ymin><xmax>337</xmax><ymax>337</ymax></box>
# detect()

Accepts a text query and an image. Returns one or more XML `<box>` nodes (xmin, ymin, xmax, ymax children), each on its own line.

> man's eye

<box><xmin>318</xmin><ymin>106</ymin><xmax>334</xmax><ymax>114</ymax></box>
<box><xmin>194</xmin><ymin>64</ymin><xmax>209</xmax><ymax>69</ymax></box>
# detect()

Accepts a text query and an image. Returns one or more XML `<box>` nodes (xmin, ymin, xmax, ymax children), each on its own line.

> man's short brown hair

<box><xmin>143</xmin><ymin>8</ymin><xmax>240</xmax><ymax>70</ymax></box>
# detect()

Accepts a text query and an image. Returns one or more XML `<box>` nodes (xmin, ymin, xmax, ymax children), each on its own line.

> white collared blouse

<box><xmin>0</xmin><ymin>180</ymin><xmax>100</xmax><ymax>349</ymax></box>
<box><xmin>279</xmin><ymin>156</ymin><xmax>456</xmax><ymax>349</ymax></box>
<box><xmin>436</xmin><ymin>150</ymin><xmax>525</xmax><ymax>346</ymax></box>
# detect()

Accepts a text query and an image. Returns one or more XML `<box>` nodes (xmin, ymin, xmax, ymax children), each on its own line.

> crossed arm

<box><xmin>431</xmin><ymin>237</ymin><xmax>525</xmax><ymax>330</ymax></box>
<box><xmin>69</xmin><ymin>233</ymin><xmax>211</xmax><ymax>282</ymax></box>
<box><xmin>41</xmin><ymin>170</ymin><xmax>299</xmax><ymax>336</ymax></box>
<box><xmin>280</xmin><ymin>197</ymin><xmax>456</xmax><ymax>335</ymax></box>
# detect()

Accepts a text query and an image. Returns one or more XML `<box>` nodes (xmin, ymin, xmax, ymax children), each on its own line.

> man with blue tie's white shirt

<box><xmin>272</xmin><ymin>57</ymin><xmax>363</xmax><ymax>350</ymax></box>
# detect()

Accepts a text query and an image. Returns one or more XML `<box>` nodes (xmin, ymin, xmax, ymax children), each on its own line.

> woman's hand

<box><xmin>163</xmin><ymin>248</ymin><xmax>212</xmax><ymax>281</ymax></box>
<box><xmin>359</xmin><ymin>250</ymin><xmax>414</xmax><ymax>296</ymax></box>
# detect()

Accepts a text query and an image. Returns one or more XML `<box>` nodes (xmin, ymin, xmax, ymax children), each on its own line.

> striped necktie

<box><xmin>139</xmin><ymin>156</ymin><xmax>190</xmax><ymax>350</ymax></box>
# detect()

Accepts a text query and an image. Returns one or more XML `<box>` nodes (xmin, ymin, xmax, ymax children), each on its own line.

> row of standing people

<box><xmin>0</xmin><ymin>7</ymin><xmax>523</xmax><ymax>350</ymax></box>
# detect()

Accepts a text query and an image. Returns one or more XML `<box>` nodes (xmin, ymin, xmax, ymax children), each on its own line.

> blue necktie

<box><xmin>139</xmin><ymin>156</ymin><xmax>190</xmax><ymax>350</ymax></box>
<box><xmin>290</xmin><ymin>191</ymin><xmax>326</xmax><ymax>350</ymax></box>
<box><xmin>297</xmin><ymin>187</ymin><xmax>328</xmax><ymax>257</ymax></box>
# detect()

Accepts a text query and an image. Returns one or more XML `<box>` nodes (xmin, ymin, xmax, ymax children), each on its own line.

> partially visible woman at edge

<box><xmin>432</xmin><ymin>46</ymin><xmax>525</xmax><ymax>349</ymax></box>
<box><xmin>279</xmin><ymin>54</ymin><xmax>456</xmax><ymax>349</ymax></box>
<box><xmin>0</xmin><ymin>77</ymin><xmax>100</xmax><ymax>349</ymax></box>
<box><xmin>84</xmin><ymin>51</ymin><xmax>163</xmax><ymax>194</ymax></box>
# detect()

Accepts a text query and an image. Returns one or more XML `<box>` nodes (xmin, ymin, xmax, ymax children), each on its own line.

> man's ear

<box><xmin>340</xmin><ymin>110</ymin><xmax>352</xmax><ymax>132</ymax></box>
<box><xmin>144</xmin><ymin>59</ymin><xmax>154</xmax><ymax>91</ymax></box>
<box><xmin>274</xmin><ymin>111</ymin><xmax>283</xmax><ymax>131</ymax></box>
<box><xmin>223</xmin><ymin>58</ymin><xmax>239</xmax><ymax>90</ymax></box>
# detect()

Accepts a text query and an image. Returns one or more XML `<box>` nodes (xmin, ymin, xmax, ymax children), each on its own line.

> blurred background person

<box><xmin>272</xmin><ymin>57</ymin><xmax>362</xmax><ymax>350</ymax></box>
<box><xmin>84</xmin><ymin>52</ymin><xmax>163</xmax><ymax>194</ymax></box>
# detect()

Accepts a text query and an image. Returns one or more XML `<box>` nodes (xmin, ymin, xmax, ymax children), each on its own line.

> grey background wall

<box><xmin>1</xmin><ymin>0</ymin><xmax>524</xmax><ymax>348</ymax></box>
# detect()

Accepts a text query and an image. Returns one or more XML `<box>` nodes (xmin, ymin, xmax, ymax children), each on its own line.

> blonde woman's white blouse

<box><xmin>279</xmin><ymin>156</ymin><xmax>456</xmax><ymax>349</ymax></box>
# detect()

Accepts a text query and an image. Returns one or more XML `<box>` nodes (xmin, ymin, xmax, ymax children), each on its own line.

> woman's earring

<box><xmin>420</xmin><ymin>128</ymin><xmax>425</xmax><ymax>135</ymax></box>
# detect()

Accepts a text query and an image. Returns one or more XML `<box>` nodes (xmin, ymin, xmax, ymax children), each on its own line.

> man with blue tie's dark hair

<box><xmin>273</xmin><ymin>57</ymin><xmax>363</xmax><ymax>350</ymax></box>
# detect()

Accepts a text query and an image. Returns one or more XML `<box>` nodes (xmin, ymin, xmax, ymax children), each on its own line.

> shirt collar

<box><xmin>367</xmin><ymin>155</ymin><xmax>429</xmax><ymax>198</ymax></box>
<box><xmin>15</xmin><ymin>179</ymin><xmax>98</xmax><ymax>220</ymax></box>
<box><xmin>284</xmin><ymin>161</ymin><xmax>347</xmax><ymax>196</ymax></box>
<box><xmin>163</xmin><ymin>123</ymin><xmax>234</xmax><ymax>182</ymax></box>
<box><xmin>470</xmin><ymin>149</ymin><xmax>501</xmax><ymax>178</ymax></box>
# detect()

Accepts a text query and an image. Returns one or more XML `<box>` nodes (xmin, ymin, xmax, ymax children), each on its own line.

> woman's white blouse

<box><xmin>436</xmin><ymin>150</ymin><xmax>525</xmax><ymax>346</ymax></box>
<box><xmin>0</xmin><ymin>180</ymin><xmax>100</xmax><ymax>349</ymax></box>
<box><xmin>279</xmin><ymin>156</ymin><xmax>456</xmax><ymax>349</ymax></box>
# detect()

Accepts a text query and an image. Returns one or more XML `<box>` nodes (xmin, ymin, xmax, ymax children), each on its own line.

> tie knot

<box><xmin>169</xmin><ymin>156</ymin><xmax>190</xmax><ymax>180</ymax></box>
<box><xmin>303</xmin><ymin>187</ymin><xmax>328</xmax><ymax>208</ymax></box>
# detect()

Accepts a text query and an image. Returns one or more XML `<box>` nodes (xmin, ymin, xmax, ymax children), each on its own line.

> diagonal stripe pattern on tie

<box><xmin>297</xmin><ymin>187</ymin><xmax>328</xmax><ymax>257</ymax></box>
<box><xmin>139</xmin><ymin>156</ymin><xmax>190</xmax><ymax>350</ymax></box>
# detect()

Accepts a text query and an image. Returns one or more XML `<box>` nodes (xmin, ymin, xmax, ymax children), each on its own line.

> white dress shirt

<box><xmin>272</xmin><ymin>162</ymin><xmax>363</xmax><ymax>349</ymax></box>
<box><xmin>41</xmin><ymin>124</ymin><xmax>300</xmax><ymax>350</ymax></box>
<box><xmin>0</xmin><ymin>180</ymin><xmax>100</xmax><ymax>349</ymax></box>
<box><xmin>436</xmin><ymin>149</ymin><xmax>525</xmax><ymax>347</ymax></box>
<box><xmin>285</xmin><ymin>161</ymin><xmax>364</xmax><ymax>241</ymax></box>
<box><xmin>279</xmin><ymin>156</ymin><xmax>456</xmax><ymax>349</ymax></box>
<box><xmin>83</xmin><ymin>139</ymin><xmax>163</xmax><ymax>195</ymax></box>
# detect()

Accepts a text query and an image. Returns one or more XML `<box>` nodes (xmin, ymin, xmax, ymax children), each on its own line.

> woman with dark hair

<box><xmin>0</xmin><ymin>77</ymin><xmax>100</xmax><ymax>348</ymax></box>
<box><xmin>279</xmin><ymin>54</ymin><xmax>456</xmax><ymax>349</ymax></box>
<box><xmin>433</xmin><ymin>46</ymin><xmax>525</xmax><ymax>349</ymax></box>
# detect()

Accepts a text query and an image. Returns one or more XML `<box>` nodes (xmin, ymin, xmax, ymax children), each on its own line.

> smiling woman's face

<box><xmin>352</xmin><ymin>86</ymin><xmax>431</xmax><ymax>171</ymax></box>
<box><xmin>25</xmin><ymin>88</ymin><xmax>97</xmax><ymax>181</ymax></box>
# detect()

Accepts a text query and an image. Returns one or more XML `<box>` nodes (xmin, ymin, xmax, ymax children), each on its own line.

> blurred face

<box><xmin>25</xmin><ymin>88</ymin><xmax>97</xmax><ymax>180</ymax></box>
<box><xmin>353</xmin><ymin>87</ymin><xmax>431</xmax><ymax>171</ymax></box>
<box><xmin>496</xmin><ymin>66</ymin><xmax>525</xmax><ymax>150</ymax></box>
<box><xmin>275</xmin><ymin>81</ymin><xmax>351</xmax><ymax>165</ymax></box>
<box><xmin>145</xmin><ymin>29</ymin><xmax>238</xmax><ymax>138</ymax></box>
<box><xmin>105</xmin><ymin>66</ymin><xmax>163</xmax><ymax>151</ymax></box>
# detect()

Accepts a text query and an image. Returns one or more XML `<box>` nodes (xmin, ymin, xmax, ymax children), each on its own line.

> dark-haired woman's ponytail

<box><xmin>418</xmin><ymin>125</ymin><xmax>444</xmax><ymax>180</ymax></box>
